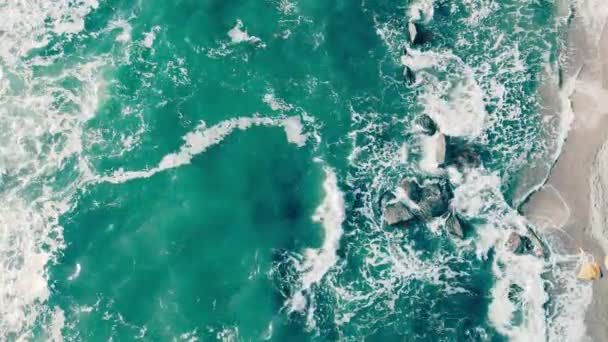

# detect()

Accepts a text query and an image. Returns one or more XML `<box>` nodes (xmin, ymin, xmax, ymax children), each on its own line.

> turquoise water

<box><xmin>0</xmin><ymin>0</ymin><xmax>587</xmax><ymax>341</ymax></box>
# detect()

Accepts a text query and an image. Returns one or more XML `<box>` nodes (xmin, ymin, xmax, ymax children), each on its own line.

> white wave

<box><xmin>287</xmin><ymin>166</ymin><xmax>345</xmax><ymax>330</ymax></box>
<box><xmin>545</xmin><ymin>251</ymin><xmax>593</xmax><ymax>342</ymax></box>
<box><xmin>301</xmin><ymin>167</ymin><xmax>345</xmax><ymax>289</ymax></box>
<box><xmin>450</xmin><ymin>167</ymin><xmax>592</xmax><ymax>341</ymax></box>
<box><xmin>228</xmin><ymin>19</ymin><xmax>263</xmax><ymax>45</ymax></box>
<box><xmin>451</xmin><ymin>169</ymin><xmax>550</xmax><ymax>341</ymax></box>
<box><xmin>488</xmin><ymin>251</ymin><xmax>547</xmax><ymax>341</ymax></box>
<box><xmin>102</xmin><ymin>116</ymin><xmax>308</xmax><ymax>183</ymax></box>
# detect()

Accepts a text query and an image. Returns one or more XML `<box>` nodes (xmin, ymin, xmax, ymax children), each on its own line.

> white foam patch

<box><xmin>545</xmin><ymin>250</ymin><xmax>593</xmax><ymax>341</ymax></box>
<box><xmin>282</xmin><ymin>116</ymin><xmax>307</xmax><ymax>147</ymax></box>
<box><xmin>0</xmin><ymin>0</ymin><xmax>107</xmax><ymax>339</ymax></box>
<box><xmin>67</xmin><ymin>263</ymin><xmax>82</xmax><ymax>281</ymax></box>
<box><xmin>422</xmin><ymin>79</ymin><xmax>487</xmax><ymax>138</ymax></box>
<box><xmin>228</xmin><ymin>19</ymin><xmax>263</xmax><ymax>45</ymax></box>
<box><xmin>487</xmin><ymin>251</ymin><xmax>547</xmax><ymax>341</ymax></box>
<box><xmin>102</xmin><ymin>116</ymin><xmax>307</xmax><ymax>183</ymax></box>
<box><xmin>451</xmin><ymin>170</ymin><xmax>547</xmax><ymax>340</ymax></box>
<box><xmin>401</xmin><ymin>49</ymin><xmax>487</xmax><ymax>138</ymax></box>
<box><xmin>42</xmin><ymin>307</ymin><xmax>66</xmax><ymax>342</ymax></box>
<box><xmin>111</xmin><ymin>20</ymin><xmax>133</xmax><ymax>43</ymax></box>
<box><xmin>141</xmin><ymin>26</ymin><xmax>160</xmax><ymax>48</ymax></box>
<box><xmin>449</xmin><ymin>168</ymin><xmax>592</xmax><ymax>341</ymax></box>
<box><xmin>407</xmin><ymin>0</ymin><xmax>435</xmax><ymax>24</ymax></box>
<box><xmin>262</xmin><ymin>92</ymin><xmax>293</xmax><ymax>112</ymax></box>
<box><xmin>419</xmin><ymin>132</ymin><xmax>446</xmax><ymax>173</ymax></box>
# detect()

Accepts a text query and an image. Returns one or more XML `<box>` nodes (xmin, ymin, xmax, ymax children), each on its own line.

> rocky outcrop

<box><xmin>395</xmin><ymin>178</ymin><xmax>453</xmax><ymax>219</ymax></box>
<box><xmin>419</xmin><ymin>181</ymin><xmax>452</xmax><ymax>218</ymax></box>
<box><xmin>505</xmin><ymin>232</ymin><xmax>523</xmax><ymax>253</ymax></box>
<box><xmin>416</xmin><ymin>114</ymin><xmax>438</xmax><ymax>136</ymax></box>
<box><xmin>446</xmin><ymin>213</ymin><xmax>464</xmax><ymax>239</ymax></box>
<box><xmin>503</xmin><ymin>231</ymin><xmax>547</xmax><ymax>258</ymax></box>
<box><xmin>528</xmin><ymin>232</ymin><xmax>546</xmax><ymax>258</ymax></box>
<box><xmin>383</xmin><ymin>202</ymin><xmax>415</xmax><ymax>226</ymax></box>
<box><xmin>403</xmin><ymin>66</ymin><xmax>416</xmax><ymax>85</ymax></box>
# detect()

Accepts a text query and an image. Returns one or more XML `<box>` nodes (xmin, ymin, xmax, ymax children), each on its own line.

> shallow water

<box><xmin>0</xmin><ymin>0</ymin><xmax>593</xmax><ymax>340</ymax></box>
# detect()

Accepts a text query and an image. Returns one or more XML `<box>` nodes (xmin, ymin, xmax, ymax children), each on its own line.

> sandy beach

<box><xmin>522</xmin><ymin>2</ymin><xmax>608</xmax><ymax>340</ymax></box>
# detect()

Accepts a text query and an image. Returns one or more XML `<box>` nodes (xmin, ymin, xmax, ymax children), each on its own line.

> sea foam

<box><xmin>102</xmin><ymin>115</ymin><xmax>308</xmax><ymax>184</ymax></box>
<box><xmin>228</xmin><ymin>19</ymin><xmax>263</xmax><ymax>45</ymax></box>
<box><xmin>0</xmin><ymin>0</ymin><xmax>102</xmax><ymax>339</ymax></box>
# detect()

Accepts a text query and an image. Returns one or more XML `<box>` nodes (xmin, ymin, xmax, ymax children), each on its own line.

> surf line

<box><xmin>99</xmin><ymin>115</ymin><xmax>307</xmax><ymax>184</ymax></box>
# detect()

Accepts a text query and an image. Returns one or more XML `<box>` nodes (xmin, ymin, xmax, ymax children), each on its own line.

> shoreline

<box><xmin>522</xmin><ymin>2</ymin><xmax>608</xmax><ymax>340</ymax></box>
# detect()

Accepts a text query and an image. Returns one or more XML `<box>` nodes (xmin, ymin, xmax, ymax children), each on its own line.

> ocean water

<box><xmin>0</xmin><ymin>0</ymin><xmax>595</xmax><ymax>341</ymax></box>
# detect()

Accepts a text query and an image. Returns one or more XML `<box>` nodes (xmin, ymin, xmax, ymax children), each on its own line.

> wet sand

<box><xmin>522</xmin><ymin>7</ymin><xmax>608</xmax><ymax>341</ymax></box>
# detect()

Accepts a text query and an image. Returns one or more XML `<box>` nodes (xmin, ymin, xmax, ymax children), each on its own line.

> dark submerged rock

<box><xmin>416</xmin><ymin>114</ymin><xmax>438</xmax><ymax>136</ymax></box>
<box><xmin>412</xmin><ymin>23</ymin><xmax>433</xmax><ymax>46</ymax></box>
<box><xmin>403</xmin><ymin>66</ymin><xmax>416</xmax><ymax>85</ymax></box>
<box><xmin>445</xmin><ymin>142</ymin><xmax>482</xmax><ymax>170</ymax></box>
<box><xmin>398</xmin><ymin>178</ymin><xmax>423</xmax><ymax>203</ymax></box>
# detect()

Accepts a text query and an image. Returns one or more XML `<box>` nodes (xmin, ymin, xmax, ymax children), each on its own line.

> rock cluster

<box><xmin>504</xmin><ymin>231</ymin><xmax>545</xmax><ymax>258</ymax></box>
<box><xmin>379</xmin><ymin>114</ymin><xmax>547</xmax><ymax>259</ymax></box>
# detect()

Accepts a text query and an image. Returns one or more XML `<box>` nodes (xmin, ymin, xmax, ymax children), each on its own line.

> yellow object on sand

<box><xmin>577</xmin><ymin>262</ymin><xmax>601</xmax><ymax>281</ymax></box>
<box><xmin>605</xmin><ymin>256</ymin><xmax>608</xmax><ymax>271</ymax></box>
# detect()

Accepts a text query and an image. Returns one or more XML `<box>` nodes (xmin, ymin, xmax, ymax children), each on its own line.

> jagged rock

<box><xmin>394</xmin><ymin>178</ymin><xmax>453</xmax><ymax>220</ymax></box>
<box><xmin>416</xmin><ymin>114</ymin><xmax>437</xmax><ymax>136</ymax></box>
<box><xmin>383</xmin><ymin>202</ymin><xmax>414</xmax><ymax>226</ymax></box>
<box><xmin>398</xmin><ymin>178</ymin><xmax>422</xmax><ymax>203</ymax></box>
<box><xmin>419</xmin><ymin>181</ymin><xmax>452</xmax><ymax>218</ymax></box>
<box><xmin>577</xmin><ymin>262</ymin><xmax>602</xmax><ymax>281</ymax></box>
<box><xmin>506</xmin><ymin>232</ymin><xmax>522</xmax><ymax>253</ymax></box>
<box><xmin>528</xmin><ymin>234</ymin><xmax>546</xmax><ymax>258</ymax></box>
<box><xmin>412</xmin><ymin>23</ymin><xmax>433</xmax><ymax>46</ymax></box>
<box><xmin>446</xmin><ymin>213</ymin><xmax>464</xmax><ymax>239</ymax></box>
<box><xmin>403</xmin><ymin>66</ymin><xmax>416</xmax><ymax>85</ymax></box>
